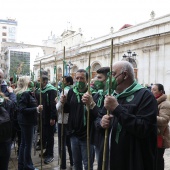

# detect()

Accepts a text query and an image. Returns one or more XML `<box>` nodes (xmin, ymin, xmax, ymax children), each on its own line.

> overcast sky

<box><xmin>1</xmin><ymin>0</ymin><xmax>170</xmax><ymax>45</ymax></box>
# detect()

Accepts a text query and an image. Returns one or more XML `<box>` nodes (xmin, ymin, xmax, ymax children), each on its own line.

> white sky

<box><xmin>1</xmin><ymin>0</ymin><xmax>170</xmax><ymax>45</ymax></box>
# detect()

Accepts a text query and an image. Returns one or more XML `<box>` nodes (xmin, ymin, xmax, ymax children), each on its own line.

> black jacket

<box><xmin>41</xmin><ymin>88</ymin><xmax>57</xmax><ymax>125</ymax></box>
<box><xmin>64</xmin><ymin>88</ymin><xmax>96</xmax><ymax>141</ymax></box>
<box><xmin>18</xmin><ymin>91</ymin><xmax>38</xmax><ymax>125</ymax></box>
<box><xmin>109</xmin><ymin>88</ymin><xmax>157</xmax><ymax>170</ymax></box>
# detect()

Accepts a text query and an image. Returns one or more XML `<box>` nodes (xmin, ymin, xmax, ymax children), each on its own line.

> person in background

<box><xmin>151</xmin><ymin>83</ymin><xmax>170</xmax><ymax>170</ymax></box>
<box><xmin>100</xmin><ymin>61</ymin><xmax>157</xmax><ymax>170</ymax></box>
<box><xmin>0</xmin><ymin>92</ymin><xmax>13</xmax><ymax>170</ymax></box>
<box><xmin>82</xmin><ymin>67</ymin><xmax>110</xmax><ymax>170</ymax></box>
<box><xmin>16</xmin><ymin>76</ymin><xmax>43</xmax><ymax>170</ymax></box>
<box><xmin>39</xmin><ymin>73</ymin><xmax>57</xmax><ymax>164</ymax></box>
<box><xmin>56</xmin><ymin>76</ymin><xmax>74</xmax><ymax>170</ymax></box>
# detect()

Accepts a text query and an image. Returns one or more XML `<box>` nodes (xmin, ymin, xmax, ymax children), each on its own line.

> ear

<box><xmin>123</xmin><ymin>71</ymin><xmax>128</xmax><ymax>79</ymax></box>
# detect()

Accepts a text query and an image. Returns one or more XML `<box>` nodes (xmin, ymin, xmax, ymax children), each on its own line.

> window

<box><xmin>2</xmin><ymin>32</ymin><xmax>7</xmax><ymax>36</ymax></box>
<box><xmin>2</xmin><ymin>26</ymin><xmax>7</xmax><ymax>29</ymax></box>
<box><xmin>2</xmin><ymin>38</ymin><xmax>6</xmax><ymax>42</ymax></box>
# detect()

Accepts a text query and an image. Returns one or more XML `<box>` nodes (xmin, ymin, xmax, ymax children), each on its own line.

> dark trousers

<box><xmin>43</xmin><ymin>123</ymin><xmax>55</xmax><ymax>156</ymax></box>
<box><xmin>18</xmin><ymin>124</ymin><xmax>35</xmax><ymax>170</ymax></box>
<box><xmin>156</xmin><ymin>148</ymin><xmax>165</xmax><ymax>170</ymax></box>
<box><xmin>58</xmin><ymin>124</ymin><xmax>73</xmax><ymax>169</ymax></box>
<box><xmin>0</xmin><ymin>140</ymin><xmax>11</xmax><ymax>170</ymax></box>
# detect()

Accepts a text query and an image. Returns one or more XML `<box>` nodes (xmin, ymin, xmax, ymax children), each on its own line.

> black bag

<box><xmin>0</xmin><ymin>103</ymin><xmax>12</xmax><ymax>142</ymax></box>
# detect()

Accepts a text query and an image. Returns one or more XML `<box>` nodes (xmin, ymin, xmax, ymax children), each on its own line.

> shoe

<box><xmin>44</xmin><ymin>156</ymin><xmax>54</xmax><ymax>164</ymax></box>
<box><xmin>39</xmin><ymin>151</ymin><xmax>47</xmax><ymax>158</ymax></box>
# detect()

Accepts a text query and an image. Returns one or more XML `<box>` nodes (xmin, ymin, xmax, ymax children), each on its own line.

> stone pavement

<box><xmin>9</xmin><ymin>132</ymin><xmax>170</xmax><ymax>170</ymax></box>
<box><xmin>9</xmin><ymin>133</ymin><xmax>97</xmax><ymax>170</ymax></box>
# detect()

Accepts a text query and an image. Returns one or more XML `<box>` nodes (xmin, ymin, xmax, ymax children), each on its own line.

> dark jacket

<box><xmin>18</xmin><ymin>91</ymin><xmax>38</xmax><ymax>125</ymax></box>
<box><xmin>41</xmin><ymin>87</ymin><xmax>57</xmax><ymax>125</ymax></box>
<box><xmin>109</xmin><ymin>88</ymin><xmax>157</xmax><ymax>170</ymax></box>
<box><xmin>64</xmin><ymin>88</ymin><xmax>96</xmax><ymax>141</ymax></box>
<box><xmin>1</xmin><ymin>81</ymin><xmax>17</xmax><ymax>120</ymax></box>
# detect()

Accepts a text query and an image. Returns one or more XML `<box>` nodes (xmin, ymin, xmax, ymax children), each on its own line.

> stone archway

<box><xmin>71</xmin><ymin>65</ymin><xmax>78</xmax><ymax>81</ymax></box>
<box><xmin>91</xmin><ymin>62</ymin><xmax>101</xmax><ymax>78</ymax></box>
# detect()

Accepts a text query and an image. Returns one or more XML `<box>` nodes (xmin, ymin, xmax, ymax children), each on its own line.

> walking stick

<box><xmin>55</xmin><ymin>57</ymin><xmax>60</xmax><ymax>166</ymax></box>
<box><xmin>102</xmin><ymin>39</ymin><xmax>113</xmax><ymax>170</ymax></box>
<box><xmin>87</xmin><ymin>53</ymin><xmax>91</xmax><ymax>170</ymax></box>
<box><xmin>39</xmin><ymin>60</ymin><xmax>43</xmax><ymax>170</ymax></box>
<box><xmin>60</xmin><ymin>46</ymin><xmax>65</xmax><ymax>170</ymax></box>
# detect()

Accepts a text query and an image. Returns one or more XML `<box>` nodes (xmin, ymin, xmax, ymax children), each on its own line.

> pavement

<box><xmin>9</xmin><ymin>133</ymin><xmax>97</xmax><ymax>170</ymax></box>
<box><xmin>9</xmin><ymin>132</ymin><xmax>170</xmax><ymax>170</ymax></box>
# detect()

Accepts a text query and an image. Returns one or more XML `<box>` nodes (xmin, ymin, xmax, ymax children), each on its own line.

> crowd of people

<box><xmin>0</xmin><ymin>60</ymin><xmax>170</xmax><ymax>170</ymax></box>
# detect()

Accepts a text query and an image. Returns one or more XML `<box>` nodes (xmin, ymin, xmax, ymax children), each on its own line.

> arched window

<box><xmin>92</xmin><ymin>63</ymin><xmax>101</xmax><ymax>78</ymax></box>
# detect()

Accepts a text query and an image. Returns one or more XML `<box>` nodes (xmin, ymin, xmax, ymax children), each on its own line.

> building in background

<box><xmin>0</xmin><ymin>18</ymin><xmax>17</xmax><ymax>43</ymax></box>
<box><xmin>34</xmin><ymin>13</ymin><xmax>170</xmax><ymax>99</ymax></box>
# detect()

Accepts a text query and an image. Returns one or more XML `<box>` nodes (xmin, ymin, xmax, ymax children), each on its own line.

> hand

<box><xmin>50</xmin><ymin>119</ymin><xmax>55</xmax><ymax>126</ymax></box>
<box><xmin>55</xmin><ymin>97</ymin><xmax>58</xmax><ymax>104</ymax></box>
<box><xmin>7</xmin><ymin>86</ymin><xmax>13</xmax><ymax>93</ymax></box>
<box><xmin>82</xmin><ymin>92</ymin><xmax>93</xmax><ymax>106</ymax></box>
<box><xmin>60</xmin><ymin>95</ymin><xmax>66</xmax><ymax>104</ymax></box>
<box><xmin>104</xmin><ymin>95</ymin><xmax>119</xmax><ymax>112</ymax></box>
<box><xmin>37</xmin><ymin>105</ymin><xmax>43</xmax><ymax>112</ymax></box>
<box><xmin>101</xmin><ymin>114</ymin><xmax>113</xmax><ymax>129</ymax></box>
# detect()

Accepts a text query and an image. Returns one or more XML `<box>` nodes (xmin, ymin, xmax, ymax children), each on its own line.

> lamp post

<box><xmin>122</xmin><ymin>50</ymin><xmax>137</xmax><ymax>62</ymax></box>
<box><xmin>67</xmin><ymin>61</ymin><xmax>73</xmax><ymax>76</ymax></box>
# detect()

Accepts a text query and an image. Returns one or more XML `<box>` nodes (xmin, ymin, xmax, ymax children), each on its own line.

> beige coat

<box><xmin>157</xmin><ymin>94</ymin><xmax>170</xmax><ymax>148</ymax></box>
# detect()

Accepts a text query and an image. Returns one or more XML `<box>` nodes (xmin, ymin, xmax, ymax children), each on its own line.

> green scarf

<box><xmin>73</xmin><ymin>85</ymin><xmax>87</xmax><ymax>126</ymax></box>
<box><xmin>97</xmin><ymin>89</ymin><xmax>108</xmax><ymax>107</ymax></box>
<box><xmin>73</xmin><ymin>86</ymin><xmax>87</xmax><ymax>103</ymax></box>
<box><xmin>114</xmin><ymin>81</ymin><xmax>143</xmax><ymax>143</ymax></box>
<box><xmin>41</xmin><ymin>83</ymin><xmax>57</xmax><ymax>93</ymax></box>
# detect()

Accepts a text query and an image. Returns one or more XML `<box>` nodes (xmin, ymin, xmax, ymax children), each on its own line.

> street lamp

<box><xmin>67</xmin><ymin>61</ymin><xmax>73</xmax><ymax>76</ymax></box>
<box><xmin>122</xmin><ymin>50</ymin><xmax>137</xmax><ymax>62</ymax></box>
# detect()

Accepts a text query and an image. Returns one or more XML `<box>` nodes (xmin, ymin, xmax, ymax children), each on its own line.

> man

<box><xmin>0</xmin><ymin>68</ymin><xmax>16</xmax><ymax>170</ymax></box>
<box><xmin>40</xmin><ymin>73</ymin><xmax>57</xmax><ymax>164</ymax></box>
<box><xmin>0</xmin><ymin>69</ymin><xmax>16</xmax><ymax>103</ymax></box>
<box><xmin>56</xmin><ymin>76</ymin><xmax>74</xmax><ymax>170</ymax></box>
<box><xmin>60</xmin><ymin>69</ymin><xmax>94</xmax><ymax>170</ymax></box>
<box><xmin>101</xmin><ymin>61</ymin><xmax>157</xmax><ymax>170</ymax></box>
<box><xmin>82</xmin><ymin>67</ymin><xmax>110</xmax><ymax>170</ymax></box>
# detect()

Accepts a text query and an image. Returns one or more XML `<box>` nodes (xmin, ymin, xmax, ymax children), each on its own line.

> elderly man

<box><xmin>101</xmin><ymin>61</ymin><xmax>157</xmax><ymax>170</ymax></box>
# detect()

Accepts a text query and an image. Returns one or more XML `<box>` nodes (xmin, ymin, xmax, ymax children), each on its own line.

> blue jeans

<box><xmin>0</xmin><ymin>140</ymin><xmax>11</xmax><ymax>170</ymax></box>
<box><xmin>58</xmin><ymin>124</ymin><xmax>73</xmax><ymax>169</ymax></box>
<box><xmin>18</xmin><ymin>124</ymin><xmax>35</xmax><ymax>170</ymax></box>
<box><xmin>71</xmin><ymin>136</ymin><xmax>94</xmax><ymax>170</ymax></box>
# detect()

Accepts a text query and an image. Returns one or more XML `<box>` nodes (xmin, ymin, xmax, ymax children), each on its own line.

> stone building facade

<box><xmin>34</xmin><ymin>14</ymin><xmax>170</xmax><ymax>99</ymax></box>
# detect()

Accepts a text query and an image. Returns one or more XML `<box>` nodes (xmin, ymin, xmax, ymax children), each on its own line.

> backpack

<box><xmin>0</xmin><ymin>97</ymin><xmax>12</xmax><ymax>143</ymax></box>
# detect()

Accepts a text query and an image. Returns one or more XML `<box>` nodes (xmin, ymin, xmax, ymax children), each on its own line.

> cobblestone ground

<box><xmin>9</xmin><ymin>133</ymin><xmax>170</xmax><ymax>170</ymax></box>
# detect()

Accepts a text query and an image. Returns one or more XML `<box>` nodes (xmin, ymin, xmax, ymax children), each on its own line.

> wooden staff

<box><xmin>55</xmin><ymin>56</ymin><xmax>60</xmax><ymax>166</ymax></box>
<box><xmin>102</xmin><ymin>39</ymin><xmax>113</xmax><ymax>170</ymax></box>
<box><xmin>87</xmin><ymin>53</ymin><xmax>91</xmax><ymax>170</ymax></box>
<box><xmin>60</xmin><ymin>46</ymin><xmax>65</xmax><ymax>170</ymax></box>
<box><xmin>39</xmin><ymin>60</ymin><xmax>43</xmax><ymax>170</ymax></box>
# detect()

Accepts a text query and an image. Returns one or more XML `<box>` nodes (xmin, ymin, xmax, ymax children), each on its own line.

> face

<box><xmin>112</xmin><ymin>64</ymin><xmax>126</xmax><ymax>87</ymax></box>
<box><xmin>41</xmin><ymin>78</ymin><xmax>48</xmax><ymax>88</ymax></box>
<box><xmin>151</xmin><ymin>85</ymin><xmax>162</xmax><ymax>97</ymax></box>
<box><xmin>96</xmin><ymin>73</ymin><xmax>106</xmax><ymax>82</ymax></box>
<box><xmin>75</xmin><ymin>72</ymin><xmax>87</xmax><ymax>84</ymax></box>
